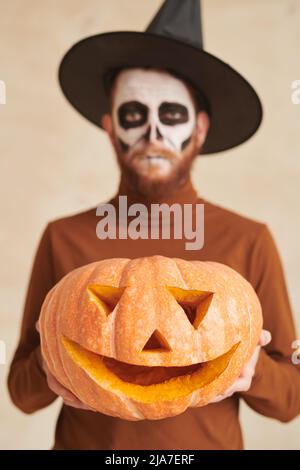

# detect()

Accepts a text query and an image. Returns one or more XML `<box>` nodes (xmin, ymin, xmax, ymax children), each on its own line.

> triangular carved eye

<box><xmin>166</xmin><ymin>286</ymin><xmax>214</xmax><ymax>329</ymax></box>
<box><xmin>87</xmin><ymin>285</ymin><xmax>125</xmax><ymax>317</ymax></box>
<box><xmin>142</xmin><ymin>329</ymin><xmax>171</xmax><ymax>352</ymax></box>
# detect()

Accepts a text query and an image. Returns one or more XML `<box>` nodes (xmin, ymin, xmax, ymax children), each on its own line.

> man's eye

<box><xmin>125</xmin><ymin>112</ymin><xmax>142</xmax><ymax>122</ymax></box>
<box><xmin>159</xmin><ymin>103</ymin><xmax>189</xmax><ymax>125</ymax></box>
<box><xmin>163</xmin><ymin>111</ymin><xmax>182</xmax><ymax>121</ymax></box>
<box><xmin>118</xmin><ymin>101</ymin><xmax>148</xmax><ymax>129</ymax></box>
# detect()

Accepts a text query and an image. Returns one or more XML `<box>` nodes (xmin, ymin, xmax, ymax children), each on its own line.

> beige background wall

<box><xmin>0</xmin><ymin>0</ymin><xmax>299</xmax><ymax>449</ymax></box>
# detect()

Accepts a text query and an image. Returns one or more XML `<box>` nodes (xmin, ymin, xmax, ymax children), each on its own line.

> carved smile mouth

<box><xmin>62</xmin><ymin>336</ymin><xmax>239</xmax><ymax>403</ymax></box>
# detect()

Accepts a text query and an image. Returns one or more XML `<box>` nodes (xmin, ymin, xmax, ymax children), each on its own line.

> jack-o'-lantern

<box><xmin>39</xmin><ymin>255</ymin><xmax>262</xmax><ymax>420</ymax></box>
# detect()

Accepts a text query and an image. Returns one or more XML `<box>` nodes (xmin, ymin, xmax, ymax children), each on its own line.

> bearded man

<box><xmin>8</xmin><ymin>0</ymin><xmax>300</xmax><ymax>450</ymax></box>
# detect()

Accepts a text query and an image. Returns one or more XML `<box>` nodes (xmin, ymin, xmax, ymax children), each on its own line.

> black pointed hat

<box><xmin>59</xmin><ymin>0</ymin><xmax>263</xmax><ymax>155</ymax></box>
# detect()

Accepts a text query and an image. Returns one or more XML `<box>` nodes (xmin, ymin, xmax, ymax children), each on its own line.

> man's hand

<box><xmin>210</xmin><ymin>329</ymin><xmax>272</xmax><ymax>403</ymax></box>
<box><xmin>42</xmin><ymin>359</ymin><xmax>95</xmax><ymax>410</ymax></box>
<box><xmin>36</xmin><ymin>321</ymin><xmax>95</xmax><ymax>411</ymax></box>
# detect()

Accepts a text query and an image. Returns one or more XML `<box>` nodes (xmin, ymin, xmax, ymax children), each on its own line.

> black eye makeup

<box><xmin>159</xmin><ymin>102</ymin><xmax>189</xmax><ymax>125</ymax></box>
<box><xmin>118</xmin><ymin>101</ymin><xmax>148</xmax><ymax>129</ymax></box>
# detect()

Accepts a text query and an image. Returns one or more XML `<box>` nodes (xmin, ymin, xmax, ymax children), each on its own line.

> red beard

<box><xmin>114</xmin><ymin>137</ymin><xmax>199</xmax><ymax>200</ymax></box>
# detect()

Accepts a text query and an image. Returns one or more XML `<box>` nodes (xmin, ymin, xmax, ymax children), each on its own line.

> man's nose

<box><xmin>144</xmin><ymin>122</ymin><xmax>163</xmax><ymax>144</ymax></box>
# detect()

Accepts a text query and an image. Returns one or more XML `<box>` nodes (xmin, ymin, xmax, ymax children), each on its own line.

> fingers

<box><xmin>210</xmin><ymin>374</ymin><xmax>253</xmax><ymax>403</ymax></box>
<box><xmin>46</xmin><ymin>370</ymin><xmax>96</xmax><ymax>411</ymax></box>
<box><xmin>210</xmin><ymin>330</ymin><xmax>272</xmax><ymax>405</ymax></box>
<box><xmin>40</xmin><ymin>343</ymin><xmax>96</xmax><ymax>412</ymax></box>
<box><xmin>209</xmin><ymin>394</ymin><xmax>225</xmax><ymax>403</ymax></box>
<box><xmin>229</xmin><ymin>376</ymin><xmax>252</xmax><ymax>393</ymax></box>
<box><xmin>259</xmin><ymin>329</ymin><xmax>272</xmax><ymax>346</ymax></box>
<box><xmin>46</xmin><ymin>373</ymin><xmax>70</xmax><ymax>397</ymax></box>
<box><xmin>241</xmin><ymin>329</ymin><xmax>271</xmax><ymax>378</ymax></box>
<box><xmin>63</xmin><ymin>397</ymin><xmax>94</xmax><ymax>411</ymax></box>
<box><xmin>223</xmin><ymin>375</ymin><xmax>252</xmax><ymax>397</ymax></box>
<box><xmin>240</xmin><ymin>346</ymin><xmax>260</xmax><ymax>378</ymax></box>
<box><xmin>63</xmin><ymin>393</ymin><xmax>96</xmax><ymax>411</ymax></box>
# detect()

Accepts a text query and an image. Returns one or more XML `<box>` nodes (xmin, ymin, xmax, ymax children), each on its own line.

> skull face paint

<box><xmin>111</xmin><ymin>69</ymin><xmax>197</xmax><ymax>178</ymax></box>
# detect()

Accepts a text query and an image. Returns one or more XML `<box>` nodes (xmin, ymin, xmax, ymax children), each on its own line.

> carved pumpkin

<box><xmin>39</xmin><ymin>255</ymin><xmax>262</xmax><ymax>420</ymax></box>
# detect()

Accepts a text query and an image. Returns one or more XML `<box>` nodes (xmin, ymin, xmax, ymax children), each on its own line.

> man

<box><xmin>8</xmin><ymin>0</ymin><xmax>300</xmax><ymax>450</ymax></box>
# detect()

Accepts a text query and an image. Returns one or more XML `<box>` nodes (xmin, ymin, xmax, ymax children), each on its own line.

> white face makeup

<box><xmin>112</xmin><ymin>69</ymin><xmax>196</xmax><ymax>172</ymax></box>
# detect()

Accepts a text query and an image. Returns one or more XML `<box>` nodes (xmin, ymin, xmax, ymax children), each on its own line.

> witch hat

<box><xmin>59</xmin><ymin>0</ymin><xmax>262</xmax><ymax>155</ymax></box>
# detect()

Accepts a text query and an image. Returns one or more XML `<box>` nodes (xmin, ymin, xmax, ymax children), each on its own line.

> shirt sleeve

<box><xmin>7</xmin><ymin>224</ymin><xmax>58</xmax><ymax>413</ymax></box>
<box><xmin>239</xmin><ymin>225</ymin><xmax>300</xmax><ymax>422</ymax></box>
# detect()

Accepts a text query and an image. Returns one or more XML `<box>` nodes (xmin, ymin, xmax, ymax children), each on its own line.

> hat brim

<box><xmin>58</xmin><ymin>31</ymin><xmax>263</xmax><ymax>155</ymax></box>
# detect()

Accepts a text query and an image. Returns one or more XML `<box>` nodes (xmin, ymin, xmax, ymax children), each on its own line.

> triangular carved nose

<box><xmin>142</xmin><ymin>329</ymin><xmax>171</xmax><ymax>352</ymax></box>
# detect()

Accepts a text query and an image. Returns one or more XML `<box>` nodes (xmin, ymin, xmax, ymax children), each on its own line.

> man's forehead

<box><xmin>113</xmin><ymin>68</ymin><xmax>194</xmax><ymax>104</ymax></box>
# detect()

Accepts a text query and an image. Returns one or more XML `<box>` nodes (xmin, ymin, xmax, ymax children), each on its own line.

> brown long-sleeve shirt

<box><xmin>7</xmin><ymin>177</ymin><xmax>300</xmax><ymax>449</ymax></box>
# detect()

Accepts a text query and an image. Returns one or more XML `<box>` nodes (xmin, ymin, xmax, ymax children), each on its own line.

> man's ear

<box><xmin>195</xmin><ymin>111</ymin><xmax>210</xmax><ymax>150</ymax></box>
<box><xmin>101</xmin><ymin>113</ymin><xmax>113</xmax><ymax>139</ymax></box>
